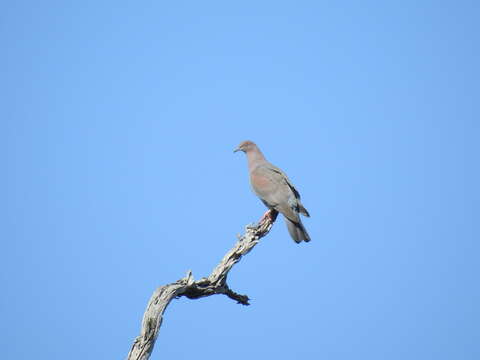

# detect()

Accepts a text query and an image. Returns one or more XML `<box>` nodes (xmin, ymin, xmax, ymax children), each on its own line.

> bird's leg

<box><xmin>259</xmin><ymin>209</ymin><xmax>278</xmax><ymax>225</ymax></box>
<box><xmin>258</xmin><ymin>210</ymin><xmax>270</xmax><ymax>223</ymax></box>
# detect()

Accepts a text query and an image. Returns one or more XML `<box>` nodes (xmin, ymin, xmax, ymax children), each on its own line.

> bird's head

<box><xmin>234</xmin><ymin>140</ymin><xmax>257</xmax><ymax>154</ymax></box>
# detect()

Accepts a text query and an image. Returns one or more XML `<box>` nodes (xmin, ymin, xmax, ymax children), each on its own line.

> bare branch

<box><xmin>126</xmin><ymin>209</ymin><xmax>278</xmax><ymax>360</ymax></box>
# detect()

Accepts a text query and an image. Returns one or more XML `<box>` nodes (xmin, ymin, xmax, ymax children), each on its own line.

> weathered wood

<box><xmin>126</xmin><ymin>210</ymin><xmax>278</xmax><ymax>360</ymax></box>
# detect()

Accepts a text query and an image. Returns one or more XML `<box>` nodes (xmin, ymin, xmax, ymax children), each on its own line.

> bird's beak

<box><xmin>233</xmin><ymin>147</ymin><xmax>241</xmax><ymax>153</ymax></box>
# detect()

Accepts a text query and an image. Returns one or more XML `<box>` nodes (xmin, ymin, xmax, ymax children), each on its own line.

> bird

<box><xmin>234</xmin><ymin>140</ymin><xmax>311</xmax><ymax>243</ymax></box>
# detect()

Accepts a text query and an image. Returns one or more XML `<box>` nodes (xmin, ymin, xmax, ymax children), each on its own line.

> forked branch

<box><xmin>126</xmin><ymin>209</ymin><xmax>278</xmax><ymax>360</ymax></box>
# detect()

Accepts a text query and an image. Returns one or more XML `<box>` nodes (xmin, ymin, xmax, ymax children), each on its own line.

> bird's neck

<box><xmin>246</xmin><ymin>149</ymin><xmax>266</xmax><ymax>171</ymax></box>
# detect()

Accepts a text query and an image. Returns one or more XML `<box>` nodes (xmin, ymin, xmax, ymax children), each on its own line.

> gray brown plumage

<box><xmin>234</xmin><ymin>140</ymin><xmax>311</xmax><ymax>243</ymax></box>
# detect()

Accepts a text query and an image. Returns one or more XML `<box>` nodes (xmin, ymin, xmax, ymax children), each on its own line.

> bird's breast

<box><xmin>250</xmin><ymin>172</ymin><xmax>271</xmax><ymax>189</ymax></box>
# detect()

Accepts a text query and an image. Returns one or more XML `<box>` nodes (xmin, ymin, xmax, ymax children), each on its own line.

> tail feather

<box><xmin>285</xmin><ymin>217</ymin><xmax>311</xmax><ymax>243</ymax></box>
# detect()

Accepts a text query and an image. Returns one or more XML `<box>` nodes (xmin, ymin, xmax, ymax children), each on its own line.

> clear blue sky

<box><xmin>2</xmin><ymin>2</ymin><xmax>479</xmax><ymax>359</ymax></box>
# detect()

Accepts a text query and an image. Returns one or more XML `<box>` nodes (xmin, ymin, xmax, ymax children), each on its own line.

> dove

<box><xmin>234</xmin><ymin>140</ymin><xmax>310</xmax><ymax>243</ymax></box>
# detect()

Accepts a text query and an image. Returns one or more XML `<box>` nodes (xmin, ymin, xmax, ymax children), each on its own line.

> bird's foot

<box><xmin>258</xmin><ymin>210</ymin><xmax>271</xmax><ymax>223</ymax></box>
<box><xmin>258</xmin><ymin>209</ymin><xmax>278</xmax><ymax>225</ymax></box>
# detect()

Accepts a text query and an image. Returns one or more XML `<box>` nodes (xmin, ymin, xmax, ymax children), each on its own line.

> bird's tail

<box><xmin>285</xmin><ymin>217</ymin><xmax>311</xmax><ymax>243</ymax></box>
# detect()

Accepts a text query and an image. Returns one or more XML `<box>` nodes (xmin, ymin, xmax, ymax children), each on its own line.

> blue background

<box><xmin>2</xmin><ymin>2</ymin><xmax>479</xmax><ymax>359</ymax></box>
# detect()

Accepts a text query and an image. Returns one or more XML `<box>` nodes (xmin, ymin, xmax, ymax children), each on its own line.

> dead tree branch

<box><xmin>126</xmin><ymin>209</ymin><xmax>279</xmax><ymax>360</ymax></box>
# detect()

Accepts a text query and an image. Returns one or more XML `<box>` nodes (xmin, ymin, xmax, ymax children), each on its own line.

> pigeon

<box><xmin>234</xmin><ymin>140</ymin><xmax>311</xmax><ymax>243</ymax></box>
